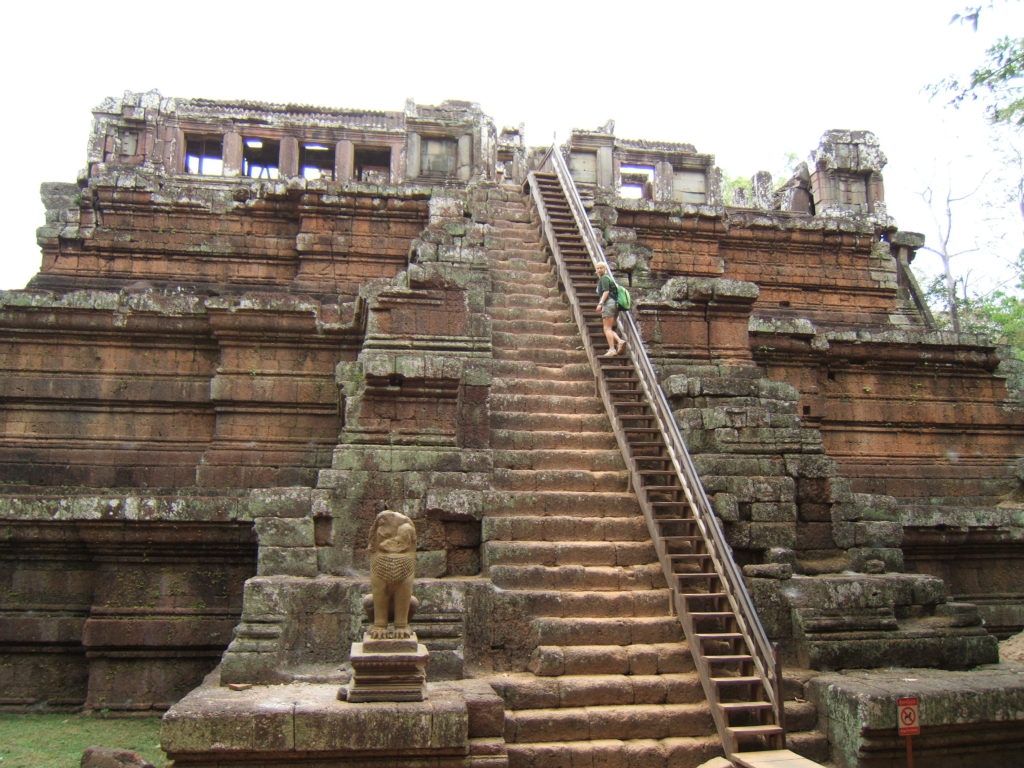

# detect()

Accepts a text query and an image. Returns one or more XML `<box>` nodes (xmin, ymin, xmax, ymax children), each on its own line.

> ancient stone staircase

<box><xmin>476</xmin><ymin>193</ymin><xmax>824</xmax><ymax>767</ymax></box>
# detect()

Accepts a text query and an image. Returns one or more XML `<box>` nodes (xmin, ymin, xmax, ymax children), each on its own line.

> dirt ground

<box><xmin>1000</xmin><ymin>630</ymin><xmax>1024</xmax><ymax>663</ymax></box>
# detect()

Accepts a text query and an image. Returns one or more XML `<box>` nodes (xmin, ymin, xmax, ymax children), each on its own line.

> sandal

<box><xmin>616</xmin><ymin>338</ymin><xmax>627</xmax><ymax>354</ymax></box>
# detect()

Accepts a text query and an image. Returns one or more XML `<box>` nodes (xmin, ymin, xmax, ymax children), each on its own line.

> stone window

<box><xmin>837</xmin><ymin>173</ymin><xmax>871</xmax><ymax>210</ymax></box>
<box><xmin>301</xmin><ymin>142</ymin><xmax>335</xmax><ymax>180</ymax></box>
<box><xmin>620</xmin><ymin>164</ymin><xmax>655</xmax><ymax>200</ymax></box>
<box><xmin>420</xmin><ymin>138</ymin><xmax>457</xmax><ymax>177</ymax></box>
<box><xmin>118</xmin><ymin>130</ymin><xmax>139</xmax><ymax>156</ymax></box>
<box><xmin>185</xmin><ymin>134</ymin><xmax>224</xmax><ymax>175</ymax></box>
<box><xmin>355</xmin><ymin>146</ymin><xmax>391</xmax><ymax>183</ymax></box>
<box><xmin>672</xmin><ymin>169</ymin><xmax>706</xmax><ymax>204</ymax></box>
<box><xmin>243</xmin><ymin>138</ymin><xmax>280</xmax><ymax>179</ymax></box>
<box><xmin>569</xmin><ymin>151</ymin><xmax>597</xmax><ymax>185</ymax></box>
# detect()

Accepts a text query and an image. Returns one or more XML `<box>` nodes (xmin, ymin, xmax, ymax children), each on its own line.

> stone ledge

<box><xmin>807</xmin><ymin>664</ymin><xmax>1024</xmax><ymax>768</ymax></box>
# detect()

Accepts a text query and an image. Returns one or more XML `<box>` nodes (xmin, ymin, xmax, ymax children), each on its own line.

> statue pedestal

<box><xmin>345</xmin><ymin>631</ymin><xmax>428</xmax><ymax>702</ymax></box>
<box><xmin>161</xmin><ymin>671</ymin><xmax>509</xmax><ymax>767</ymax></box>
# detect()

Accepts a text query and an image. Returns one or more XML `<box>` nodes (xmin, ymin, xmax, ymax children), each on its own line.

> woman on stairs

<box><xmin>595</xmin><ymin>262</ymin><xmax>627</xmax><ymax>357</ymax></box>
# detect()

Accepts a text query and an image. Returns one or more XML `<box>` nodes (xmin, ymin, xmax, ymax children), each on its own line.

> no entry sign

<box><xmin>898</xmin><ymin>696</ymin><xmax>920</xmax><ymax>736</ymax></box>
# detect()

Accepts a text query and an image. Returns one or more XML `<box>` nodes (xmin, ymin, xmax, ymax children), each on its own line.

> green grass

<box><xmin>0</xmin><ymin>714</ymin><xmax>167</xmax><ymax>768</ymax></box>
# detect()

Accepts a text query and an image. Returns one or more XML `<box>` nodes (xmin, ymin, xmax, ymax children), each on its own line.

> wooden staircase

<box><xmin>524</xmin><ymin>152</ymin><xmax>792</xmax><ymax>762</ymax></box>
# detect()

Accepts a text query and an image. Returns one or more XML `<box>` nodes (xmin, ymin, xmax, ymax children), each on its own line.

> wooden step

<box><xmin>732</xmin><ymin>750</ymin><xmax>828</xmax><ymax>768</ymax></box>
<box><xmin>711</xmin><ymin>675</ymin><xmax>764</xmax><ymax>687</ymax></box>
<box><xmin>720</xmin><ymin>700</ymin><xmax>774</xmax><ymax>714</ymax></box>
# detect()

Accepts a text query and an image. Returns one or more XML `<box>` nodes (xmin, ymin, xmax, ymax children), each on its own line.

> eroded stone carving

<box><xmin>344</xmin><ymin>509</ymin><xmax>429</xmax><ymax>702</ymax></box>
<box><xmin>366</xmin><ymin>509</ymin><xmax>418</xmax><ymax>638</ymax></box>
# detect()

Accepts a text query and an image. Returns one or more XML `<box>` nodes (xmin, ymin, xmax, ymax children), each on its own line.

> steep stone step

<box><xmin>490</xmin><ymin>264</ymin><xmax>557</xmax><ymax>280</ymax></box>
<box><xmin>492</xmin><ymin>468</ymin><xmax>627</xmax><ymax>493</ymax></box>
<box><xmin>483</xmin><ymin>540</ymin><xmax>655</xmax><ymax>568</ymax></box>
<box><xmin>490</xmin><ymin>378</ymin><xmax>593</xmax><ymax>397</ymax></box>
<box><xmin>490</xmin><ymin>361</ymin><xmax>591</xmax><ymax>379</ymax></box>
<box><xmin>489</xmin><ymin>563</ymin><xmax>666</xmax><ymax>592</ymax></box>
<box><xmin>501</xmin><ymin>589</ymin><xmax>672</xmax><ymax>619</ymax></box>
<box><xmin>504</xmin><ymin>735</ymin><xmax>722</xmax><ymax>768</ymax></box>
<box><xmin>489</xmin><ymin>307</ymin><xmax>573</xmax><ymax>324</ymax></box>
<box><xmin>492</xmin><ymin>330</ymin><xmax>579</xmax><ymax>350</ymax></box>
<box><xmin>488</xmin><ymin>289</ymin><xmax>565</xmax><ymax>307</ymax></box>
<box><xmin>490</xmin><ymin>319</ymin><xmax>577</xmax><ymax>336</ymax></box>
<box><xmin>493</xmin><ymin>348</ymin><xmax>588</xmax><ymax>366</ymax></box>
<box><xmin>481</xmin><ymin>490</ymin><xmax>639</xmax><ymax>516</ymax></box>
<box><xmin>490</xmin><ymin>410</ymin><xmax>607</xmax><ymax>431</ymax></box>
<box><xmin>504</xmin><ymin>702</ymin><xmax>714</xmax><ymax>742</ymax></box>
<box><xmin>490</xmin><ymin>671</ymin><xmax>703</xmax><ymax>709</ymax></box>
<box><xmin>528</xmin><ymin>643</ymin><xmax>693</xmax><ymax>676</ymax></box>
<box><xmin>488</xmin><ymin>222</ymin><xmax>541</xmax><ymax>234</ymax></box>
<box><xmin>490</xmin><ymin>429</ymin><xmax>617</xmax><ymax>451</ymax></box>
<box><xmin>784</xmin><ymin>699</ymin><xmax>820</xmax><ymax>732</ymax></box>
<box><xmin>490</xmin><ymin>448</ymin><xmax>623</xmax><ymax>472</ymax></box>
<box><xmin>482</xmin><ymin>515</ymin><xmax>648</xmax><ymax>543</ymax></box>
<box><xmin>490</xmin><ymin>273</ymin><xmax>554</xmax><ymax>289</ymax></box>
<box><xmin>488</xmin><ymin>281</ymin><xmax>562</xmax><ymax>299</ymax></box>
<box><xmin>490</xmin><ymin>393</ymin><xmax>603</xmax><ymax>415</ymax></box>
<box><xmin>486</xmin><ymin>255</ymin><xmax>550</xmax><ymax>271</ymax></box>
<box><xmin>530</xmin><ymin>616</ymin><xmax>682</xmax><ymax>647</ymax></box>
<box><xmin>486</xmin><ymin>225</ymin><xmax>542</xmax><ymax>237</ymax></box>
<box><xmin>486</xmin><ymin>250</ymin><xmax>546</xmax><ymax>262</ymax></box>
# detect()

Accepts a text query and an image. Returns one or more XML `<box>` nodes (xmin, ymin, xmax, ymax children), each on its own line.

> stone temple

<box><xmin>1</xmin><ymin>90</ymin><xmax>1022</xmax><ymax>768</ymax></box>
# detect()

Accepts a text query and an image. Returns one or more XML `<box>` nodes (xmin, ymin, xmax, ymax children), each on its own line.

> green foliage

<box><xmin>970</xmin><ymin>35</ymin><xmax>1024</xmax><ymax>125</ymax></box>
<box><xmin>720</xmin><ymin>154</ymin><xmax>800</xmax><ymax>206</ymax></box>
<box><xmin>0</xmin><ymin>713</ymin><xmax>166</xmax><ymax>768</ymax></box>
<box><xmin>979</xmin><ymin>289</ymin><xmax>1024</xmax><ymax>357</ymax></box>
<box><xmin>920</xmin><ymin>3</ymin><xmax>1024</xmax><ymax>354</ymax></box>
<box><xmin>919</xmin><ymin>252</ymin><xmax>1024</xmax><ymax>359</ymax></box>
<box><xmin>721</xmin><ymin>173</ymin><xmax>753</xmax><ymax>206</ymax></box>
<box><xmin>933</xmin><ymin>4</ymin><xmax>1024</xmax><ymax>127</ymax></box>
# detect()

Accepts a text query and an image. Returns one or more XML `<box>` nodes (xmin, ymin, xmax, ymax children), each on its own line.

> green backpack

<box><xmin>612</xmin><ymin>278</ymin><xmax>632</xmax><ymax>311</ymax></box>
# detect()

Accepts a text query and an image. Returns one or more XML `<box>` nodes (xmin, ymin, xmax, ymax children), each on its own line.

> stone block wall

<box><xmin>603</xmin><ymin>194</ymin><xmax>1014</xmax><ymax>666</ymax></box>
<box><xmin>721</xmin><ymin>225</ymin><xmax>901</xmax><ymax>328</ymax></box>
<box><xmin>216</xmin><ymin>185</ymin><xmax>511</xmax><ymax>687</ymax></box>
<box><xmin>36</xmin><ymin>180</ymin><xmax>430</xmax><ymax>298</ymax></box>
<box><xmin>900</xmin><ymin>508</ymin><xmax>1024</xmax><ymax>638</ymax></box>
<box><xmin>0</xmin><ymin>291</ymin><xmax>354</xmax><ymax>489</ymax></box>
<box><xmin>0</xmin><ymin>501</ymin><xmax>255</xmax><ymax>710</ymax></box>
<box><xmin>755</xmin><ymin>329</ymin><xmax>1022</xmax><ymax>508</ymax></box>
<box><xmin>0</xmin><ymin>292</ymin><xmax>215</xmax><ymax>487</ymax></box>
<box><xmin>611</xmin><ymin>206</ymin><xmax>910</xmax><ymax>330</ymax></box>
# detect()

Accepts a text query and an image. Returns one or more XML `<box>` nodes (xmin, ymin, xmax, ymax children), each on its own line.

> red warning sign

<box><xmin>898</xmin><ymin>696</ymin><xmax>920</xmax><ymax>736</ymax></box>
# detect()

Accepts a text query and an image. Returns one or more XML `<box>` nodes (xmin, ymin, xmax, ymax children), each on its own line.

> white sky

<box><xmin>2</xmin><ymin>0</ymin><xmax>1022</xmax><ymax>293</ymax></box>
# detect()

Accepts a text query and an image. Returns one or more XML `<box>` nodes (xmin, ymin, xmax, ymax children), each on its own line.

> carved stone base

<box><xmin>344</xmin><ymin>631</ymin><xmax>428</xmax><ymax>702</ymax></box>
<box><xmin>808</xmin><ymin>665</ymin><xmax>1024</xmax><ymax>768</ymax></box>
<box><xmin>161</xmin><ymin>670</ymin><xmax>508</xmax><ymax>767</ymax></box>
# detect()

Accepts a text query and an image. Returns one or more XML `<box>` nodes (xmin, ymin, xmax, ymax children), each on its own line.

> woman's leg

<box><xmin>602</xmin><ymin>315</ymin><xmax>622</xmax><ymax>354</ymax></box>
